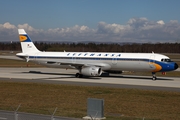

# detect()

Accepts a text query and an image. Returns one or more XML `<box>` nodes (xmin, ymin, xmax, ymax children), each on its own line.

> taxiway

<box><xmin>0</xmin><ymin>67</ymin><xmax>180</xmax><ymax>92</ymax></box>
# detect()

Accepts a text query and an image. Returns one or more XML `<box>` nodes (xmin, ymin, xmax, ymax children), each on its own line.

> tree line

<box><xmin>0</xmin><ymin>42</ymin><xmax>180</xmax><ymax>53</ymax></box>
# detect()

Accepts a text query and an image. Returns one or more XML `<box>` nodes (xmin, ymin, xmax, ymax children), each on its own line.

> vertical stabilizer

<box><xmin>18</xmin><ymin>29</ymin><xmax>40</xmax><ymax>53</ymax></box>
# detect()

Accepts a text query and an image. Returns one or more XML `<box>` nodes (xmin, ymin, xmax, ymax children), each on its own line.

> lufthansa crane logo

<box><xmin>19</xmin><ymin>35</ymin><xmax>27</xmax><ymax>42</ymax></box>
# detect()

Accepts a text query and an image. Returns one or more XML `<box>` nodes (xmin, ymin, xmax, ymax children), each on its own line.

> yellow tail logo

<box><xmin>19</xmin><ymin>35</ymin><xmax>27</xmax><ymax>42</ymax></box>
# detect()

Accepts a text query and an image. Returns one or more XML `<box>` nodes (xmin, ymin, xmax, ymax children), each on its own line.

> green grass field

<box><xmin>0</xmin><ymin>82</ymin><xmax>180</xmax><ymax>120</ymax></box>
<box><xmin>0</xmin><ymin>58</ymin><xmax>43</xmax><ymax>67</ymax></box>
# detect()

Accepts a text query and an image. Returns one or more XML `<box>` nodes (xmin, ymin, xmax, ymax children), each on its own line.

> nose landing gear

<box><xmin>152</xmin><ymin>72</ymin><xmax>157</xmax><ymax>80</ymax></box>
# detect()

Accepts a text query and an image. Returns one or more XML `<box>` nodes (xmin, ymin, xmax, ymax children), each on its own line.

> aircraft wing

<box><xmin>47</xmin><ymin>60</ymin><xmax>111</xmax><ymax>70</ymax></box>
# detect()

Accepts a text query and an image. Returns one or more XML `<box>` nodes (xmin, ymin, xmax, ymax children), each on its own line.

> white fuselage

<box><xmin>23</xmin><ymin>51</ymin><xmax>170</xmax><ymax>72</ymax></box>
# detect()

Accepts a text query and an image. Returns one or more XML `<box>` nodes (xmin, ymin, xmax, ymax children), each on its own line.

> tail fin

<box><xmin>18</xmin><ymin>29</ymin><xmax>40</xmax><ymax>53</ymax></box>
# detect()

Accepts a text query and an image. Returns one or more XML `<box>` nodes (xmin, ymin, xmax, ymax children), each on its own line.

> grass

<box><xmin>0</xmin><ymin>81</ymin><xmax>179</xmax><ymax>120</ymax></box>
<box><xmin>123</xmin><ymin>71</ymin><xmax>180</xmax><ymax>77</ymax></box>
<box><xmin>164</xmin><ymin>53</ymin><xmax>180</xmax><ymax>59</ymax></box>
<box><xmin>0</xmin><ymin>58</ymin><xmax>43</xmax><ymax>67</ymax></box>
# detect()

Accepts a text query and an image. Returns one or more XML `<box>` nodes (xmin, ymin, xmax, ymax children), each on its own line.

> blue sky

<box><xmin>0</xmin><ymin>0</ymin><xmax>180</xmax><ymax>43</ymax></box>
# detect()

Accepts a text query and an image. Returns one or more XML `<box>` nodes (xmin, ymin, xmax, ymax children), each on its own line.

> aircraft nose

<box><xmin>174</xmin><ymin>63</ymin><xmax>179</xmax><ymax>70</ymax></box>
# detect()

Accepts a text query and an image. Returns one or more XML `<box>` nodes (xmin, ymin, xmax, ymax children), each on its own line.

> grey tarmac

<box><xmin>0</xmin><ymin>67</ymin><xmax>180</xmax><ymax>92</ymax></box>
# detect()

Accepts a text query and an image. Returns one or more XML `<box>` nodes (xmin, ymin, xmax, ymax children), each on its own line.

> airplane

<box><xmin>16</xmin><ymin>29</ymin><xmax>178</xmax><ymax>80</ymax></box>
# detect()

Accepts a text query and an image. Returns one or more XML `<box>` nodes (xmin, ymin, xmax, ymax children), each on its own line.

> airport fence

<box><xmin>0</xmin><ymin>104</ymin><xmax>160</xmax><ymax>120</ymax></box>
<box><xmin>0</xmin><ymin>104</ymin><xmax>80</xmax><ymax>120</ymax></box>
<box><xmin>0</xmin><ymin>110</ymin><xmax>81</xmax><ymax>120</ymax></box>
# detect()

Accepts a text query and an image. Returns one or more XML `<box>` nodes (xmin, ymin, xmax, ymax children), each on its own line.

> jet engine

<box><xmin>81</xmin><ymin>66</ymin><xmax>102</xmax><ymax>76</ymax></box>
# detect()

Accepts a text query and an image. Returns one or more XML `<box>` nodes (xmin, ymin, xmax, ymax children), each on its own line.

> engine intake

<box><xmin>81</xmin><ymin>66</ymin><xmax>102</xmax><ymax>76</ymax></box>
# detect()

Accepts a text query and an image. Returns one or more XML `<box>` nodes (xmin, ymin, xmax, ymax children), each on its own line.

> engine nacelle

<box><xmin>81</xmin><ymin>66</ymin><xmax>102</xmax><ymax>76</ymax></box>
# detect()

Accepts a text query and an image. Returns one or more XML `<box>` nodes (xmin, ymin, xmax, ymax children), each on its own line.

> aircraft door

<box><xmin>72</xmin><ymin>57</ymin><xmax>76</xmax><ymax>63</ymax></box>
<box><xmin>34</xmin><ymin>53</ymin><xmax>38</xmax><ymax>60</ymax></box>
<box><xmin>71</xmin><ymin>54</ymin><xmax>76</xmax><ymax>63</ymax></box>
<box><xmin>149</xmin><ymin>55</ymin><xmax>155</xmax><ymax>68</ymax></box>
<box><xmin>112</xmin><ymin>57</ymin><xmax>117</xmax><ymax>65</ymax></box>
<box><xmin>32</xmin><ymin>53</ymin><xmax>38</xmax><ymax>61</ymax></box>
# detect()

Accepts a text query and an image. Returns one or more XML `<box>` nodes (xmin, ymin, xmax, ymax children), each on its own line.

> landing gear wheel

<box><xmin>152</xmin><ymin>76</ymin><xmax>157</xmax><ymax>80</ymax></box>
<box><xmin>75</xmin><ymin>73</ymin><xmax>79</xmax><ymax>78</ymax></box>
<box><xmin>152</xmin><ymin>72</ymin><xmax>157</xmax><ymax>80</ymax></box>
<box><xmin>75</xmin><ymin>73</ymin><xmax>83</xmax><ymax>78</ymax></box>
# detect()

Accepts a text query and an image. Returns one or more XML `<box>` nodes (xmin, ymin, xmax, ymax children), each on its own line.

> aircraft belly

<box><xmin>111</xmin><ymin>61</ymin><xmax>153</xmax><ymax>72</ymax></box>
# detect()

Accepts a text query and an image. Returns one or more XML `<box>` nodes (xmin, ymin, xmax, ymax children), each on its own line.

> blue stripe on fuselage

<box><xmin>29</xmin><ymin>56</ymin><xmax>149</xmax><ymax>61</ymax></box>
<box><xmin>29</xmin><ymin>56</ymin><xmax>176</xmax><ymax>72</ymax></box>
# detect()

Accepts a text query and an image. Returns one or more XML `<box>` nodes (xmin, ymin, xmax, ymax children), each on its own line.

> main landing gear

<box><xmin>75</xmin><ymin>73</ymin><xmax>83</xmax><ymax>78</ymax></box>
<box><xmin>152</xmin><ymin>72</ymin><xmax>157</xmax><ymax>80</ymax></box>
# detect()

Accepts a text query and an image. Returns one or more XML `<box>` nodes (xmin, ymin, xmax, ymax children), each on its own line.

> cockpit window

<box><xmin>161</xmin><ymin>59</ymin><xmax>172</xmax><ymax>62</ymax></box>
